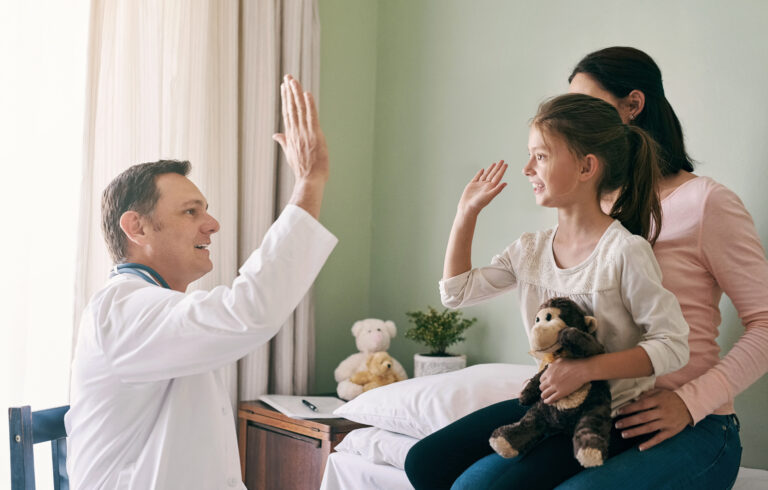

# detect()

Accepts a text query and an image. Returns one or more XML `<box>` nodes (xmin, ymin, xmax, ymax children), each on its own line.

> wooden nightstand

<box><xmin>237</xmin><ymin>400</ymin><xmax>366</xmax><ymax>490</ymax></box>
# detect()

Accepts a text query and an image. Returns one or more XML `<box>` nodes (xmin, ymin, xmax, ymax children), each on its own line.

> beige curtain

<box><xmin>74</xmin><ymin>0</ymin><xmax>320</xmax><ymax>413</ymax></box>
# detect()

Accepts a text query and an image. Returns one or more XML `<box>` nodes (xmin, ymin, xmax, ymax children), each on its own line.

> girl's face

<box><xmin>524</xmin><ymin>126</ymin><xmax>584</xmax><ymax>208</ymax></box>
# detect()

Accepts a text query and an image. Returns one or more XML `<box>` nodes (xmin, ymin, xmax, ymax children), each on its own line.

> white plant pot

<box><xmin>414</xmin><ymin>353</ymin><xmax>467</xmax><ymax>377</ymax></box>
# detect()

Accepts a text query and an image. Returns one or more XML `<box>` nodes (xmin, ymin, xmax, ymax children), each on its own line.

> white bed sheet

<box><xmin>733</xmin><ymin>467</ymin><xmax>768</xmax><ymax>490</ymax></box>
<box><xmin>321</xmin><ymin>447</ymin><xmax>768</xmax><ymax>490</ymax></box>
<box><xmin>320</xmin><ymin>451</ymin><xmax>413</xmax><ymax>490</ymax></box>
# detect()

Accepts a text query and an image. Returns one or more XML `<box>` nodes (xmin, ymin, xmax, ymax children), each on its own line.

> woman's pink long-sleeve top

<box><xmin>654</xmin><ymin>176</ymin><xmax>768</xmax><ymax>424</ymax></box>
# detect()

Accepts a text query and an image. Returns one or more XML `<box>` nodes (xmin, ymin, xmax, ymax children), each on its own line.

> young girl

<box><xmin>405</xmin><ymin>93</ymin><xmax>689</xmax><ymax>489</ymax></box>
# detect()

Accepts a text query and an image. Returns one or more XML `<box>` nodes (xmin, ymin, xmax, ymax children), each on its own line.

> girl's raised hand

<box><xmin>458</xmin><ymin>161</ymin><xmax>508</xmax><ymax>216</ymax></box>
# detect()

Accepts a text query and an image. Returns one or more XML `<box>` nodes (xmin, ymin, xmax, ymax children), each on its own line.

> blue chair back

<box><xmin>8</xmin><ymin>405</ymin><xmax>69</xmax><ymax>490</ymax></box>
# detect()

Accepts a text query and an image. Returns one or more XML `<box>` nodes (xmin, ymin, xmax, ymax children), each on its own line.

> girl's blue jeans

<box><xmin>405</xmin><ymin>398</ymin><xmax>741</xmax><ymax>490</ymax></box>
<box><xmin>450</xmin><ymin>408</ymin><xmax>741</xmax><ymax>490</ymax></box>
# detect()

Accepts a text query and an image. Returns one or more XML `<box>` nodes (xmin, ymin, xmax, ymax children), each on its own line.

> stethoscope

<box><xmin>110</xmin><ymin>263</ymin><xmax>171</xmax><ymax>289</ymax></box>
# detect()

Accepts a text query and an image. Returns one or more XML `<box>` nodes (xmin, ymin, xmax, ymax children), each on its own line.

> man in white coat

<box><xmin>65</xmin><ymin>75</ymin><xmax>336</xmax><ymax>489</ymax></box>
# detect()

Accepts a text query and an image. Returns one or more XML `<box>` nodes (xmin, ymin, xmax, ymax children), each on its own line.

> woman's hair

<box><xmin>569</xmin><ymin>46</ymin><xmax>694</xmax><ymax>176</ymax></box>
<box><xmin>533</xmin><ymin>93</ymin><xmax>662</xmax><ymax>245</ymax></box>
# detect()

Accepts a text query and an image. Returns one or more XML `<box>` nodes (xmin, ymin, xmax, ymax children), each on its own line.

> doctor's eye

<box><xmin>546</xmin><ymin>313</ymin><xmax>552</xmax><ymax>321</ymax></box>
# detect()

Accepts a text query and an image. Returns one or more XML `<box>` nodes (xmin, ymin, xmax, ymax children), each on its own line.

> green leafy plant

<box><xmin>405</xmin><ymin>306</ymin><xmax>477</xmax><ymax>356</ymax></box>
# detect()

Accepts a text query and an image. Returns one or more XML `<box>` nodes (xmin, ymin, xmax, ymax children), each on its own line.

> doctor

<box><xmin>65</xmin><ymin>75</ymin><xmax>336</xmax><ymax>489</ymax></box>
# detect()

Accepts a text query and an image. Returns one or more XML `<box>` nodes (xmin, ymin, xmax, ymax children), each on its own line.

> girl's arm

<box><xmin>443</xmin><ymin>161</ymin><xmax>508</xmax><ymax>279</ymax></box>
<box><xmin>540</xmin><ymin>236</ymin><xmax>690</xmax><ymax>403</ymax></box>
<box><xmin>539</xmin><ymin>346</ymin><xmax>654</xmax><ymax>404</ymax></box>
<box><xmin>440</xmin><ymin>162</ymin><xmax>521</xmax><ymax>309</ymax></box>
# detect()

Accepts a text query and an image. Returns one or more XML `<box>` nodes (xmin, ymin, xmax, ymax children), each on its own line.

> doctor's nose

<box><xmin>205</xmin><ymin>214</ymin><xmax>220</xmax><ymax>235</ymax></box>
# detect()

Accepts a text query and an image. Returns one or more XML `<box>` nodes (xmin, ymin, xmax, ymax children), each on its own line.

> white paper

<box><xmin>258</xmin><ymin>395</ymin><xmax>347</xmax><ymax>419</ymax></box>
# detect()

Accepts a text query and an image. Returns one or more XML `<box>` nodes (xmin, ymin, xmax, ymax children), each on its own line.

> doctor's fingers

<box><xmin>280</xmin><ymin>81</ymin><xmax>295</xmax><ymax>134</ymax></box>
<box><xmin>288</xmin><ymin>77</ymin><xmax>307</xmax><ymax>130</ymax></box>
<box><xmin>304</xmin><ymin>91</ymin><xmax>319</xmax><ymax>138</ymax></box>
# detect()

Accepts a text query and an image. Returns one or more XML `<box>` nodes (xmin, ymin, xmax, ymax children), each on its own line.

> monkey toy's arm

<box><xmin>519</xmin><ymin>369</ymin><xmax>544</xmax><ymax>406</ymax></box>
<box><xmin>558</xmin><ymin>327</ymin><xmax>606</xmax><ymax>358</ymax></box>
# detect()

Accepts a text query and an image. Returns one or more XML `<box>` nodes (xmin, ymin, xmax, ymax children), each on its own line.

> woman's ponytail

<box><xmin>610</xmin><ymin>125</ymin><xmax>662</xmax><ymax>245</ymax></box>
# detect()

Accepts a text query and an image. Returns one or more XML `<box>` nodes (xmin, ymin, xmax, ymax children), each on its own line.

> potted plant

<box><xmin>405</xmin><ymin>306</ymin><xmax>477</xmax><ymax>377</ymax></box>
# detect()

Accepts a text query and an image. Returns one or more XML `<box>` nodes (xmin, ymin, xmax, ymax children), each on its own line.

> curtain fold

<box><xmin>74</xmin><ymin>0</ymin><xmax>320</xmax><ymax>416</ymax></box>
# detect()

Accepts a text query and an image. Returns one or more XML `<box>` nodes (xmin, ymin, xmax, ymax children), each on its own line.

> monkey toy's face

<box><xmin>529</xmin><ymin>298</ymin><xmax>597</xmax><ymax>359</ymax></box>
<box><xmin>530</xmin><ymin>306</ymin><xmax>569</xmax><ymax>354</ymax></box>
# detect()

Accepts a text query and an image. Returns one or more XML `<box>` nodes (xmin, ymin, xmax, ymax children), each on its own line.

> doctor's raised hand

<box><xmin>273</xmin><ymin>74</ymin><xmax>329</xmax><ymax>219</ymax></box>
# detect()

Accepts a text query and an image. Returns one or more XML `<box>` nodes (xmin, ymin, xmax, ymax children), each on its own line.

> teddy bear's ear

<box><xmin>384</xmin><ymin>320</ymin><xmax>397</xmax><ymax>338</ymax></box>
<box><xmin>584</xmin><ymin>316</ymin><xmax>597</xmax><ymax>334</ymax></box>
<box><xmin>351</xmin><ymin>320</ymin><xmax>365</xmax><ymax>337</ymax></box>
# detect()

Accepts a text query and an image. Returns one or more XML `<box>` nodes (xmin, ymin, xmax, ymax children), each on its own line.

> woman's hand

<box><xmin>539</xmin><ymin>357</ymin><xmax>592</xmax><ymax>404</ymax></box>
<box><xmin>615</xmin><ymin>388</ymin><xmax>693</xmax><ymax>450</ymax></box>
<box><xmin>457</xmin><ymin>161</ymin><xmax>508</xmax><ymax>216</ymax></box>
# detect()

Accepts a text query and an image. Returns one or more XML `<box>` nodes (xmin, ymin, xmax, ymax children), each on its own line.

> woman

<box><xmin>405</xmin><ymin>47</ymin><xmax>768</xmax><ymax>490</ymax></box>
<box><xmin>557</xmin><ymin>46</ymin><xmax>768</xmax><ymax>489</ymax></box>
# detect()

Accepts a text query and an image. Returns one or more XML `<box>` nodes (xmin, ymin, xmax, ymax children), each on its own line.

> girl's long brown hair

<box><xmin>533</xmin><ymin>93</ymin><xmax>662</xmax><ymax>245</ymax></box>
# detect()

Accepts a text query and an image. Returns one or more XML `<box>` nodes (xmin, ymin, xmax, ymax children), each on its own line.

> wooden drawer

<box><xmin>237</xmin><ymin>401</ymin><xmax>366</xmax><ymax>490</ymax></box>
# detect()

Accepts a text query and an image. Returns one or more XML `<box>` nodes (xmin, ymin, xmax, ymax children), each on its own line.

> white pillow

<box><xmin>334</xmin><ymin>427</ymin><xmax>418</xmax><ymax>469</ymax></box>
<box><xmin>333</xmin><ymin>363</ymin><xmax>537</xmax><ymax>439</ymax></box>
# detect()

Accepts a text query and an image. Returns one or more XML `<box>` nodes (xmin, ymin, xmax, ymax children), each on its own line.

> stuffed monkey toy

<box><xmin>489</xmin><ymin>297</ymin><xmax>613</xmax><ymax>467</ymax></box>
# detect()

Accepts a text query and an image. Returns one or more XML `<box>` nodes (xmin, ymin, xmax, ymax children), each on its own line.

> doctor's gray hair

<box><xmin>101</xmin><ymin>160</ymin><xmax>191</xmax><ymax>264</ymax></box>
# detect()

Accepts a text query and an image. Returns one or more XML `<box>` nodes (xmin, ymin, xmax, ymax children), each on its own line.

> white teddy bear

<box><xmin>334</xmin><ymin>318</ymin><xmax>408</xmax><ymax>400</ymax></box>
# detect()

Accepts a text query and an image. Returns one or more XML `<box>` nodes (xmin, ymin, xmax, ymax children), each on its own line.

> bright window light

<box><xmin>0</xmin><ymin>1</ymin><xmax>90</xmax><ymax>488</ymax></box>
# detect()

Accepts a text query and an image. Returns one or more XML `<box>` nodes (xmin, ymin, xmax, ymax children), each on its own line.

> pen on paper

<box><xmin>302</xmin><ymin>399</ymin><xmax>318</xmax><ymax>412</ymax></box>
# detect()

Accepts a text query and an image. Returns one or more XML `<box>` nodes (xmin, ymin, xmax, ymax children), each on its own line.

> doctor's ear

<box><xmin>119</xmin><ymin>211</ymin><xmax>147</xmax><ymax>245</ymax></box>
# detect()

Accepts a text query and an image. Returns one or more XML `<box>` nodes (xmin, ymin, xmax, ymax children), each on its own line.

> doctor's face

<box><xmin>142</xmin><ymin>173</ymin><xmax>220</xmax><ymax>290</ymax></box>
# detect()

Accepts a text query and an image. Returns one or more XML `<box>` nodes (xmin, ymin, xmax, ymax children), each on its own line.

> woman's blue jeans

<box><xmin>451</xmin><ymin>413</ymin><xmax>742</xmax><ymax>490</ymax></box>
<box><xmin>555</xmin><ymin>414</ymin><xmax>742</xmax><ymax>490</ymax></box>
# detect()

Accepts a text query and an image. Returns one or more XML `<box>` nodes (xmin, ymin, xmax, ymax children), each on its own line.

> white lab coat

<box><xmin>65</xmin><ymin>205</ymin><xmax>337</xmax><ymax>490</ymax></box>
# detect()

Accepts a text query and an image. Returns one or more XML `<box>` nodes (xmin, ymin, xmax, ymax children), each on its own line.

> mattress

<box><xmin>320</xmin><ymin>451</ymin><xmax>413</xmax><ymax>490</ymax></box>
<box><xmin>321</xmin><ymin>443</ymin><xmax>768</xmax><ymax>490</ymax></box>
<box><xmin>323</xmin><ymin>364</ymin><xmax>768</xmax><ymax>489</ymax></box>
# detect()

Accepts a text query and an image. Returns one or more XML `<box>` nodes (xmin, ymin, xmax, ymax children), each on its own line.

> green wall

<box><xmin>315</xmin><ymin>0</ymin><xmax>378</xmax><ymax>392</ymax></box>
<box><xmin>318</xmin><ymin>0</ymin><xmax>768</xmax><ymax>469</ymax></box>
